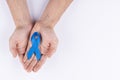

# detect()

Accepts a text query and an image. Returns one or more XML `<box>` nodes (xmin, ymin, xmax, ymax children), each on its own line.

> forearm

<box><xmin>39</xmin><ymin>0</ymin><xmax>73</xmax><ymax>28</ymax></box>
<box><xmin>7</xmin><ymin>0</ymin><xmax>32</xmax><ymax>28</ymax></box>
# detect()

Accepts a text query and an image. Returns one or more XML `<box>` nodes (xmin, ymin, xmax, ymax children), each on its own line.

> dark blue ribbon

<box><xmin>27</xmin><ymin>32</ymin><xmax>42</xmax><ymax>61</ymax></box>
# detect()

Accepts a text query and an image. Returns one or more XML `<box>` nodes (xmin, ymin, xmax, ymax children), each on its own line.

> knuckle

<box><xmin>18</xmin><ymin>47</ymin><xmax>25</xmax><ymax>51</ymax></box>
<box><xmin>29</xmin><ymin>65</ymin><xmax>32</xmax><ymax>68</ymax></box>
<box><xmin>37</xmin><ymin>63</ymin><xmax>41</xmax><ymax>68</ymax></box>
<box><xmin>24</xmin><ymin>63</ymin><xmax>27</xmax><ymax>68</ymax></box>
<box><xmin>51</xmin><ymin>47</ymin><xmax>55</xmax><ymax>50</ymax></box>
<box><xmin>51</xmin><ymin>49</ymin><xmax>56</xmax><ymax>54</ymax></box>
<box><xmin>33</xmin><ymin>58</ymin><xmax>37</xmax><ymax>62</ymax></box>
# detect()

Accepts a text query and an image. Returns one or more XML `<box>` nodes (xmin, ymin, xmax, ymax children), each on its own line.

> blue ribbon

<box><xmin>27</xmin><ymin>32</ymin><xmax>42</xmax><ymax>61</ymax></box>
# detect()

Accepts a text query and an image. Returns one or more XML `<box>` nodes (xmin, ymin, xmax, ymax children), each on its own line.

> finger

<box><xmin>40</xmin><ymin>45</ymin><xmax>48</xmax><ymax>54</ymax></box>
<box><xmin>18</xmin><ymin>54</ymin><xmax>24</xmax><ymax>64</ymax></box>
<box><xmin>47</xmin><ymin>47</ymin><xmax>56</xmax><ymax>58</ymax></box>
<box><xmin>47</xmin><ymin>42</ymin><xmax>58</xmax><ymax>57</ymax></box>
<box><xmin>10</xmin><ymin>48</ymin><xmax>18</xmax><ymax>57</ymax></box>
<box><xmin>40</xmin><ymin>41</ymin><xmax>49</xmax><ymax>54</ymax></box>
<box><xmin>23</xmin><ymin>54</ymin><xmax>35</xmax><ymax>70</ymax></box>
<box><xmin>23</xmin><ymin>53</ymin><xmax>27</xmax><ymax>63</ymax></box>
<box><xmin>23</xmin><ymin>41</ymin><xmax>31</xmax><ymax>63</ymax></box>
<box><xmin>9</xmin><ymin>41</ymin><xmax>18</xmax><ymax>58</ymax></box>
<box><xmin>26</xmin><ymin>56</ymin><xmax>37</xmax><ymax>72</ymax></box>
<box><xmin>33</xmin><ymin>55</ymin><xmax>47</xmax><ymax>72</ymax></box>
<box><xmin>17</xmin><ymin>39</ymin><xmax>27</xmax><ymax>55</ymax></box>
<box><xmin>23</xmin><ymin>28</ymin><xmax>37</xmax><ymax>70</ymax></box>
<box><xmin>17</xmin><ymin>47</ymin><xmax>26</xmax><ymax>55</ymax></box>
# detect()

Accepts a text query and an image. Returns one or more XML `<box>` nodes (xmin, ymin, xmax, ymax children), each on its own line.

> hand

<box><xmin>23</xmin><ymin>21</ymin><xmax>59</xmax><ymax>72</ymax></box>
<box><xmin>9</xmin><ymin>25</ymin><xmax>32</xmax><ymax>62</ymax></box>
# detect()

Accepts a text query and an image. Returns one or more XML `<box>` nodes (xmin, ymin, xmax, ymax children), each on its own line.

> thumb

<box><xmin>40</xmin><ymin>41</ymin><xmax>49</xmax><ymax>55</ymax></box>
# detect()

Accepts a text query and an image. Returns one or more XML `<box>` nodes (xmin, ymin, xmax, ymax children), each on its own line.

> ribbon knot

<box><xmin>27</xmin><ymin>32</ymin><xmax>42</xmax><ymax>61</ymax></box>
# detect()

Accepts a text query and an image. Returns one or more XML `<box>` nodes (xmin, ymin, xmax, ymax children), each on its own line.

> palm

<box><xmin>9</xmin><ymin>27</ymin><xmax>30</xmax><ymax>57</ymax></box>
<box><xmin>22</xmin><ymin>23</ymin><xmax>58</xmax><ymax>72</ymax></box>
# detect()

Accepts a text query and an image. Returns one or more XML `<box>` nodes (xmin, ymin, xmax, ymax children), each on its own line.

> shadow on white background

<box><xmin>0</xmin><ymin>0</ymin><xmax>120</xmax><ymax>80</ymax></box>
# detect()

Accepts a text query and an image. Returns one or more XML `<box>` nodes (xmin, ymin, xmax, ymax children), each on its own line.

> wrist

<box><xmin>36</xmin><ymin>20</ymin><xmax>54</xmax><ymax>29</ymax></box>
<box><xmin>38</xmin><ymin>16</ymin><xmax>59</xmax><ymax>28</ymax></box>
<box><xmin>16</xmin><ymin>23</ymin><xmax>33</xmax><ymax>33</ymax></box>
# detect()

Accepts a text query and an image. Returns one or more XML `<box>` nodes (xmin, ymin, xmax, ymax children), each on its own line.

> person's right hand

<box><xmin>22</xmin><ymin>21</ymin><xmax>59</xmax><ymax>72</ymax></box>
<box><xmin>9</xmin><ymin>25</ymin><xmax>32</xmax><ymax>62</ymax></box>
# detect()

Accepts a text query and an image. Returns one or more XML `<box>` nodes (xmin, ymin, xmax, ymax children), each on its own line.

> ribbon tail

<box><xmin>27</xmin><ymin>47</ymin><xmax>34</xmax><ymax>60</ymax></box>
<box><xmin>35</xmin><ymin>49</ymin><xmax>41</xmax><ymax>61</ymax></box>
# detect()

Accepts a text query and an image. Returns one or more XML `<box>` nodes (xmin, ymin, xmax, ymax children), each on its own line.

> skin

<box><xmin>7</xmin><ymin>0</ymin><xmax>32</xmax><ymax>63</ymax></box>
<box><xmin>7</xmin><ymin>0</ymin><xmax>73</xmax><ymax>72</ymax></box>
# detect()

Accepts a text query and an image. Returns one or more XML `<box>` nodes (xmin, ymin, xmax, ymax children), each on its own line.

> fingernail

<box><xmin>27</xmin><ymin>69</ymin><xmax>31</xmax><ymax>73</ymax></box>
<box><xmin>33</xmin><ymin>68</ymin><xmax>37</xmax><ymax>72</ymax></box>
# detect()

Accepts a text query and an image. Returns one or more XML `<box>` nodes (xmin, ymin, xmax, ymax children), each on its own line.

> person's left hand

<box><xmin>22</xmin><ymin>21</ymin><xmax>59</xmax><ymax>72</ymax></box>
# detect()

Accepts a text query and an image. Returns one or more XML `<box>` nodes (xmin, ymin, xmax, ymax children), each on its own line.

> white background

<box><xmin>0</xmin><ymin>0</ymin><xmax>120</xmax><ymax>80</ymax></box>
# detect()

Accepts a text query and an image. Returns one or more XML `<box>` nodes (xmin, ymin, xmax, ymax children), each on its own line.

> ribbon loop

<box><xmin>27</xmin><ymin>32</ymin><xmax>42</xmax><ymax>61</ymax></box>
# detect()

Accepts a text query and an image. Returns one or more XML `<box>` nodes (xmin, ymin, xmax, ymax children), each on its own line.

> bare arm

<box><xmin>39</xmin><ymin>0</ymin><xmax>73</xmax><ymax>28</ymax></box>
<box><xmin>23</xmin><ymin>0</ymin><xmax>73</xmax><ymax>72</ymax></box>
<box><xmin>7</xmin><ymin>0</ymin><xmax>32</xmax><ymax>29</ymax></box>
<box><xmin>7</xmin><ymin>0</ymin><xmax>32</xmax><ymax>61</ymax></box>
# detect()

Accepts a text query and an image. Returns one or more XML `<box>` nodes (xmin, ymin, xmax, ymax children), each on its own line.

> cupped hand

<box><xmin>9</xmin><ymin>25</ymin><xmax>32</xmax><ymax>62</ymax></box>
<box><xmin>23</xmin><ymin>21</ymin><xmax>58</xmax><ymax>72</ymax></box>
